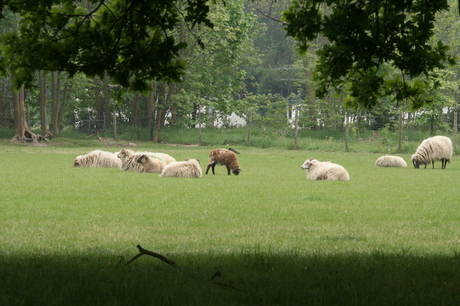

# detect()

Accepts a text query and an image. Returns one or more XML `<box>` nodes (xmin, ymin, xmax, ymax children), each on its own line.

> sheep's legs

<box><xmin>226</xmin><ymin>166</ymin><xmax>231</xmax><ymax>175</ymax></box>
<box><xmin>205</xmin><ymin>163</ymin><xmax>217</xmax><ymax>175</ymax></box>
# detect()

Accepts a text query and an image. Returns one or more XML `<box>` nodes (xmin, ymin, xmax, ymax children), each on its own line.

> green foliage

<box><xmin>282</xmin><ymin>0</ymin><xmax>456</xmax><ymax>109</ymax></box>
<box><xmin>2</xmin><ymin>0</ymin><xmax>214</xmax><ymax>90</ymax></box>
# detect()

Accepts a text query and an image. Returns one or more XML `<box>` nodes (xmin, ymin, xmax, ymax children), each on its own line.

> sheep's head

<box><xmin>411</xmin><ymin>154</ymin><xmax>421</xmax><ymax>169</ymax></box>
<box><xmin>73</xmin><ymin>159</ymin><xmax>81</xmax><ymax>167</ymax></box>
<box><xmin>232</xmin><ymin>168</ymin><xmax>242</xmax><ymax>175</ymax></box>
<box><xmin>137</xmin><ymin>154</ymin><xmax>147</xmax><ymax>164</ymax></box>
<box><xmin>300</xmin><ymin>158</ymin><xmax>315</xmax><ymax>170</ymax></box>
<box><xmin>117</xmin><ymin>149</ymin><xmax>133</xmax><ymax>160</ymax></box>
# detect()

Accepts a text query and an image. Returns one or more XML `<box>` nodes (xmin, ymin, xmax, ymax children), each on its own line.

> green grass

<box><xmin>1</xmin><ymin>143</ymin><xmax>460</xmax><ymax>305</ymax></box>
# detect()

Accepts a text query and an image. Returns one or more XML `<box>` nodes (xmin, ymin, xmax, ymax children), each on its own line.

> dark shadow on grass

<box><xmin>1</xmin><ymin>251</ymin><xmax>460</xmax><ymax>305</ymax></box>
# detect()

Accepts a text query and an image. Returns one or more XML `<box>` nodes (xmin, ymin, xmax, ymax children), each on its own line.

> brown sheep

<box><xmin>206</xmin><ymin>148</ymin><xmax>242</xmax><ymax>175</ymax></box>
<box><xmin>136</xmin><ymin>154</ymin><xmax>165</xmax><ymax>173</ymax></box>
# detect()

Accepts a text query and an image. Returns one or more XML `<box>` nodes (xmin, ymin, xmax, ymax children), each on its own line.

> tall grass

<box><xmin>1</xmin><ymin>144</ymin><xmax>460</xmax><ymax>305</ymax></box>
<box><xmin>27</xmin><ymin>126</ymin><xmax>451</xmax><ymax>155</ymax></box>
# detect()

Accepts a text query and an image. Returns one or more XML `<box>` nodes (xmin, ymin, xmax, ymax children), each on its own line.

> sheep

<box><xmin>375</xmin><ymin>155</ymin><xmax>407</xmax><ymax>168</ymax></box>
<box><xmin>117</xmin><ymin>149</ymin><xmax>166</xmax><ymax>172</ymax></box>
<box><xmin>411</xmin><ymin>135</ymin><xmax>453</xmax><ymax>169</ymax></box>
<box><xmin>205</xmin><ymin>148</ymin><xmax>242</xmax><ymax>175</ymax></box>
<box><xmin>136</xmin><ymin>154</ymin><xmax>165</xmax><ymax>173</ymax></box>
<box><xmin>160</xmin><ymin>159</ymin><xmax>202</xmax><ymax>178</ymax></box>
<box><xmin>300</xmin><ymin>158</ymin><xmax>350</xmax><ymax>181</ymax></box>
<box><xmin>150</xmin><ymin>152</ymin><xmax>176</xmax><ymax>165</ymax></box>
<box><xmin>73</xmin><ymin>150</ymin><xmax>122</xmax><ymax>168</ymax></box>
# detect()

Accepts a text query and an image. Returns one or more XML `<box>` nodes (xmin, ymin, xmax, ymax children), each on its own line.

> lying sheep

<box><xmin>206</xmin><ymin>148</ymin><xmax>242</xmax><ymax>175</ymax></box>
<box><xmin>117</xmin><ymin>149</ymin><xmax>166</xmax><ymax>172</ymax></box>
<box><xmin>375</xmin><ymin>155</ymin><xmax>407</xmax><ymax>168</ymax></box>
<box><xmin>151</xmin><ymin>152</ymin><xmax>176</xmax><ymax>165</ymax></box>
<box><xmin>411</xmin><ymin>135</ymin><xmax>453</xmax><ymax>169</ymax></box>
<box><xmin>160</xmin><ymin>159</ymin><xmax>202</xmax><ymax>178</ymax></box>
<box><xmin>137</xmin><ymin>154</ymin><xmax>165</xmax><ymax>173</ymax></box>
<box><xmin>73</xmin><ymin>150</ymin><xmax>122</xmax><ymax>168</ymax></box>
<box><xmin>300</xmin><ymin>158</ymin><xmax>350</xmax><ymax>181</ymax></box>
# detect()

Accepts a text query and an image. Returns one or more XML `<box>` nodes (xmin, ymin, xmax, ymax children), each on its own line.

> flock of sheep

<box><xmin>73</xmin><ymin>135</ymin><xmax>453</xmax><ymax>181</ymax></box>
<box><xmin>73</xmin><ymin>147</ymin><xmax>242</xmax><ymax>178</ymax></box>
<box><xmin>300</xmin><ymin>135</ymin><xmax>454</xmax><ymax>181</ymax></box>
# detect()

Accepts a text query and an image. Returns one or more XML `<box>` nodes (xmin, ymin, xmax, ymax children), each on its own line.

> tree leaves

<box><xmin>2</xmin><ymin>0</ymin><xmax>214</xmax><ymax>91</ymax></box>
<box><xmin>283</xmin><ymin>0</ymin><xmax>455</xmax><ymax>110</ymax></box>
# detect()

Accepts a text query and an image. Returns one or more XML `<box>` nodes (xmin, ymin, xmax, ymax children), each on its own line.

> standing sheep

<box><xmin>411</xmin><ymin>136</ymin><xmax>453</xmax><ymax>169</ymax></box>
<box><xmin>136</xmin><ymin>154</ymin><xmax>165</xmax><ymax>173</ymax></box>
<box><xmin>205</xmin><ymin>148</ymin><xmax>242</xmax><ymax>175</ymax></box>
<box><xmin>160</xmin><ymin>159</ymin><xmax>202</xmax><ymax>178</ymax></box>
<box><xmin>375</xmin><ymin>155</ymin><xmax>407</xmax><ymax>168</ymax></box>
<box><xmin>300</xmin><ymin>158</ymin><xmax>350</xmax><ymax>181</ymax></box>
<box><xmin>117</xmin><ymin>149</ymin><xmax>166</xmax><ymax>172</ymax></box>
<box><xmin>73</xmin><ymin>150</ymin><xmax>122</xmax><ymax>168</ymax></box>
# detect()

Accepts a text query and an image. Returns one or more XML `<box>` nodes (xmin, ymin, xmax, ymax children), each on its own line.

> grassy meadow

<box><xmin>1</xmin><ymin>138</ymin><xmax>460</xmax><ymax>305</ymax></box>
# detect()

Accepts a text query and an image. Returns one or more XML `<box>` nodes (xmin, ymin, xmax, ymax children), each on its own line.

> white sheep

<box><xmin>117</xmin><ymin>149</ymin><xmax>166</xmax><ymax>172</ymax></box>
<box><xmin>160</xmin><ymin>159</ymin><xmax>202</xmax><ymax>178</ymax></box>
<box><xmin>205</xmin><ymin>148</ymin><xmax>242</xmax><ymax>175</ymax></box>
<box><xmin>151</xmin><ymin>152</ymin><xmax>176</xmax><ymax>165</ymax></box>
<box><xmin>375</xmin><ymin>155</ymin><xmax>407</xmax><ymax>168</ymax></box>
<box><xmin>411</xmin><ymin>135</ymin><xmax>453</xmax><ymax>169</ymax></box>
<box><xmin>300</xmin><ymin>158</ymin><xmax>350</xmax><ymax>181</ymax></box>
<box><xmin>73</xmin><ymin>150</ymin><xmax>122</xmax><ymax>168</ymax></box>
<box><xmin>136</xmin><ymin>154</ymin><xmax>165</xmax><ymax>173</ymax></box>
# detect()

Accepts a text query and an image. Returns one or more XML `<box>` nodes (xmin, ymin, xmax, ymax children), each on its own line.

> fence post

<box><xmin>454</xmin><ymin>112</ymin><xmax>458</xmax><ymax>154</ymax></box>
<box><xmin>294</xmin><ymin>105</ymin><xmax>299</xmax><ymax>150</ymax></box>
<box><xmin>345</xmin><ymin>111</ymin><xmax>349</xmax><ymax>152</ymax></box>
<box><xmin>246</xmin><ymin>108</ymin><xmax>252</xmax><ymax>146</ymax></box>
<box><xmin>398</xmin><ymin>112</ymin><xmax>403</xmax><ymax>154</ymax></box>
<box><xmin>113</xmin><ymin>110</ymin><xmax>117</xmax><ymax>141</ymax></box>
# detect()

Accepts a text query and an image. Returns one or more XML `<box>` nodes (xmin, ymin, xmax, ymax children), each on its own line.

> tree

<box><xmin>2</xmin><ymin>0</ymin><xmax>215</xmax><ymax>91</ymax></box>
<box><xmin>283</xmin><ymin>0</ymin><xmax>456</xmax><ymax>110</ymax></box>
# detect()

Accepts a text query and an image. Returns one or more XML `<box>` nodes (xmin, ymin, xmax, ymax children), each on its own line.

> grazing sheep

<box><xmin>300</xmin><ymin>158</ymin><xmax>350</xmax><ymax>181</ymax></box>
<box><xmin>205</xmin><ymin>148</ymin><xmax>242</xmax><ymax>175</ymax></box>
<box><xmin>375</xmin><ymin>155</ymin><xmax>407</xmax><ymax>168</ymax></box>
<box><xmin>73</xmin><ymin>150</ymin><xmax>122</xmax><ymax>168</ymax></box>
<box><xmin>160</xmin><ymin>159</ymin><xmax>202</xmax><ymax>178</ymax></box>
<box><xmin>136</xmin><ymin>154</ymin><xmax>165</xmax><ymax>173</ymax></box>
<box><xmin>117</xmin><ymin>149</ymin><xmax>166</xmax><ymax>172</ymax></box>
<box><xmin>411</xmin><ymin>136</ymin><xmax>453</xmax><ymax>169</ymax></box>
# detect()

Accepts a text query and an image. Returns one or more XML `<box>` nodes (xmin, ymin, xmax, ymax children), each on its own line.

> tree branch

<box><xmin>125</xmin><ymin>244</ymin><xmax>177</xmax><ymax>266</ymax></box>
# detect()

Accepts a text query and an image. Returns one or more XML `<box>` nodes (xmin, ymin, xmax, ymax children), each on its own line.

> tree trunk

<box><xmin>50</xmin><ymin>71</ymin><xmax>62</xmax><ymax>135</ymax></box>
<box><xmin>39</xmin><ymin>71</ymin><xmax>49</xmax><ymax>134</ymax></box>
<box><xmin>148</xmin><ymin>82</ymin><xmax>156</xmax><ymax>141</ymax></box>
<box><xmin>103</xmin><ymin>73</ymin><xmax>110</xmax><ymax>129</ymax></box>
<box><xmin>132</xmin><ymin>92</ymin><xmax>140</xmax><ymax>127</ymax></box>
<box><xmin>58</xmin><ymin>82</ymin><xmax>71</xmax><ymax>129</ymax></box>
<box><xmin>1</xmin><ymin>79</ymin><xmax>6</xmax><ymax>127</ymax></box>
<box><xmin>11</xmin><ymin>85</ymin><xmax>51</xmax><ymax>142</ymax></box>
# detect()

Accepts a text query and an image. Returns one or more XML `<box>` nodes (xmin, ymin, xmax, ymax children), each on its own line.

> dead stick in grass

<box><xmin>126</xmin><ymin>244</ymin><xmax>176</xmax><ymax>266</ymax></box>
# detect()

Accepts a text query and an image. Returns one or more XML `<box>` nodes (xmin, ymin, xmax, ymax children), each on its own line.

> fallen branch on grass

<box><xmin>125</xmin><ymin>244</ymin><xmax>176</xmax><ymax>266</ymax></box>
<box><xmin>86</xmin><ymin>130</ymin><xmax>105</xmax><ymax>138</ymax></box>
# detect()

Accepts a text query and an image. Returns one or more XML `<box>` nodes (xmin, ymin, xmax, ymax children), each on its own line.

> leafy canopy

<box><xmin>1</xmin><ymin>0</ymin><xmax>214</xmax><ymax>91</ymax></box>
<box><xmin>282</xmin><ymin>0</ymin><xmax>456</xmax><ymax>110</ymax></box>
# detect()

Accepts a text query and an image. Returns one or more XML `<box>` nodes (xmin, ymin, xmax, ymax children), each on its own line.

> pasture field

<box><xmin>1</xmin><ymin>141</ymin><xmax>460</xmax><ymax>305</ymax></box>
